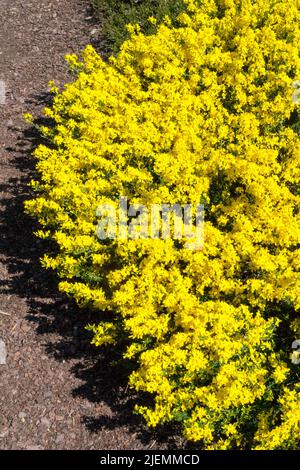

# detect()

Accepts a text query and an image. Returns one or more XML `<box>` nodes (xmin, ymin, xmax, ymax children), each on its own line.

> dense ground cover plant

<box><xmin>26</xmin><ymin>0</ymin><xmax>300</xmax><ymax>448</ymax></box>
<box><xmin>93</xmin><ymin>0</ymin><xmax>186</xmax><ymax>52</ymax></box>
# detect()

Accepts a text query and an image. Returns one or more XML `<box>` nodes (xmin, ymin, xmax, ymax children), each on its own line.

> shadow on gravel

<box><xmin>0</xmin><ymin>91</ymin><xmax>189</xmax><ymax>450</ymax></box>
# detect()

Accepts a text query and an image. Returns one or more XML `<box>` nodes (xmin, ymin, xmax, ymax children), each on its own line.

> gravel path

<box><xmin>0</xmin><ymin>0</ymin><xmax>178</xmax><ymax>450</ymax></box>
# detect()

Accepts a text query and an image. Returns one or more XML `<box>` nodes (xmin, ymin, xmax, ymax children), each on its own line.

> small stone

<box><xmin>18</xmin><ymin>412</ymin><xmax>26</xmax><ymax>420</ymax></box>
<box><xmin>0</xmin><ymin>339</ymin><xmax>6</xmax><ymax>364</ymax></box>
<box><xmin>0</xmin><ymin>81</ymin><xmax>6</xmax><ymax>105</ymax></box>
<box><xmin>40</xmin><ymin>417</ymin><xmax>50</xmax><ymax>428</ymax></box>
<box><xmin>55</xmin><ymin>433</ymin><xmax>64</xmax><ymax>444</ymax></box>
<box><xmin>83</xmin><ymin>401</ymin><xmax>93</xmax><ymax>409</ymax></box>
<box><xmin>0</xmin><ymin>429</ymin><xmax>9</xmax><ymax>438</ymax></box>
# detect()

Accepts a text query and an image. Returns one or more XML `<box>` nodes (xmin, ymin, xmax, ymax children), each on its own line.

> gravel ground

<box><xmin>0</xmin><ymin>0</ymin><xmax>182</xmax><ymax>450</ymax></box>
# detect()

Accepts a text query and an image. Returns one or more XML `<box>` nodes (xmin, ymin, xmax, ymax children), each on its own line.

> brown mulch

<box><xmin>0</xmin><ymin>0</ymin><xmax>184</xmax><ymax>450</ymax></box>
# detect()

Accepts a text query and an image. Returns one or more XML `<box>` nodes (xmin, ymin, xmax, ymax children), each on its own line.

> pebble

<box><xmin>0</xmin><ymin>339</ymin><xmax>7</xmax><ymax>364</ymax></box>
<box><xmin>0</xmin><ymin>429</ymin><xmax>9</xmax><ymax>439</ymax></box>
<box><xmin>55</xmin><ymin>433</ymin><xmax>65</xmax><ymax>444</ymax></box>
<box><xmin>40</xmin><ymin>417</ymin><xmax>50</xmax><ymax>428</ymax></box>
<box><xmin>0</xmin><ymin>81</ymin><xmax>6</xmax><ymax>104</ymax></box>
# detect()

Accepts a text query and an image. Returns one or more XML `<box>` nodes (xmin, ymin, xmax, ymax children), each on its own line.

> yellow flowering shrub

<box><xmin>26</xmin><ymin>0</ymin><xmax>300</xmax><ymax>448</ymax></box>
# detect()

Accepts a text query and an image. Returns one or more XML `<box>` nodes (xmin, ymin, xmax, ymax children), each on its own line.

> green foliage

<box><xmin>93</xmin><ymin>0</ymin><xmax>186</xmax><ymax>52</ymax></box>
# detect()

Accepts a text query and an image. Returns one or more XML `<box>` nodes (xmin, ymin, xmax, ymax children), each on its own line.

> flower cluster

<box><xmin>26</xmin><ymin>0</ymin><xmax>300</xmax><ymax>448</ymax></box>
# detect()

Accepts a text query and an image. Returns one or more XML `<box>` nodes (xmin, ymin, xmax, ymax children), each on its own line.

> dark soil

<box><xmin>0</xmin><ymin>0</ymin><xmax>183</xmax><ymax>450</ymax></box>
